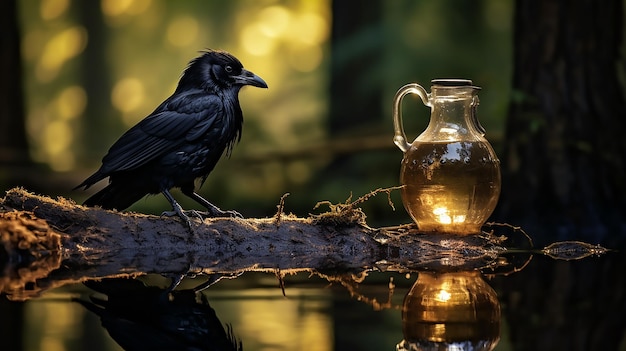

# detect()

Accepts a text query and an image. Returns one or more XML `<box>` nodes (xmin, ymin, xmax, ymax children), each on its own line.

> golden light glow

<box><xmin>40</xmin><ymin>0</ymin><xmax>69</xmax><ymax>20</ymax></box>
<box><xmin>219</xmin><ymin>288</ymin><xmax>332</xmax><ymax>351</ymax></box>
<box><xmin>439</xmin><ymin>127</ymin><xmax>458</xmax><ymax>135</ymax></box>
<box><xmin>401</xmin><ymin>271</ymin><xmax>501</xmax><ymax>347</ymax></box>
<box><xmin>240</xmin><ymin>23</ymin><xmax>277</xmax><ymax>56</ymax></box>
<box><xmin>436</xmin><ymin>289</ymin><xmax>451</xmax><ymax>302</ymax></box>
<box><xmin>300</xmin><ymin>300</ymin><xmax>333</xmax><ymax>351</ymax></box>
<box><xmin>127</xmin><ymin>0</ymin><xmax>152</xmax><ymax>15</ymax></box>
<box><xmin>48</xmin><ymin>152</ymin><xmax>75</xmax><ymax>172</ymax></box>
<box><xmin>257</xmin><ymin>6</ymin><xmax>291</xmax><ymax>37</ymax></box>
<box><xmin>433</xmin><ymin>206</ymin><xmax>452</xmax><ymax>224</ymax></box>
<box><xmin>101</xmin><ymin>0</ymin><xmax>133</xmax><ymax>16</ymax></box>
<box><xmin>287</xmin><ymin>44</ymin><xmax>323</xmax><ymax>72</ymax></box>
<box><xmin>36</xmin><ymin>26</ymin><xmax>87</xmax><ymax>82</ymax></box>
<box><xmin>101</xmin><ymin>0</ymin><xmax>151</xmax><ymax>17</ymax></box>
<box><xmin>43</xmin><ymin>121</ymin><xmax>72</xmax><ymax>155</ymax></box>
<box><xmin>24</xmin><ymin>300</ymin><xmax>98</xmax><ymax>351</ymax></box>
<box><xmin>30</xmin><ymin>85</ymin><xmax>86</xmax><ymax>171</ymax></box>
<box><xmin>432</xmin><ymin>206</ymin><xmax>467</xmax><ymax>225</ymax></box>
<box><xmin>166</xmin><ymin>15</ymin><xmax>199</xmax><ymax>47</ymax></box>
<box><xmin>56</xmin><ymin>86</ymin><xmax>87</xmax><ymax>120</ymax></box>
<box><xmin>236</xmin><ymin>2</ymin><xmax>328</xmax><ymax>73</ymax></box>
<box><xmin>111</xmin><ymin>78</ymin><xmax>146</xmax><ymax>125</ymax></box>
<box><xmin>287</xmin><ymin>13</ymin><xmax>328</xmax><ymax>45</ymax></box>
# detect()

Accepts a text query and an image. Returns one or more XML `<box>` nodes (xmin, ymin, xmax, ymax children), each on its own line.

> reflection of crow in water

<box><xmin>73</xmin><ymin>278</ymin><xmax>242</xmax><ymax>351</ymax></box>
<box><xmin>74</xmin><ymin>50</ymin><xmax>267</xmax><ymax>228</ymax></box>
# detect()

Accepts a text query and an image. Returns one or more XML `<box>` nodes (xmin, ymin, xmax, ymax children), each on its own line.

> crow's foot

<box><xmin>161</xmin><ymin>209</ymin><xmax>204</xmax><ymax>221</ymax></box>
<box><xmin>160</xmin><ymin>209</ymin><xmax>191</xmax><ymax>226</ymax></box>
<box><xmin>161</xmin><ymin>190</ymin><xmax>201</xmax><ymax>240</ymax></box>
<box><xmin>182</xmin><ymin>190</ymin><xmax>243</xmax><ymax>218</ymax></box>
<box><xmin>204</xmin><ymin>207</ymin><xmax>243</xmax><ymax>219</ymax></box>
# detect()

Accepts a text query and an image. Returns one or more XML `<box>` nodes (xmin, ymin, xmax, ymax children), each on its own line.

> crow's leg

<box><xmin>181</xmin><ymin>188</ymin><xmax>243</xmax><ymax>218</ymax></box>
<box><xmin>160</xmin><ymin>189</ymin><xmax>200</xmax><ymax>231</ymax></box>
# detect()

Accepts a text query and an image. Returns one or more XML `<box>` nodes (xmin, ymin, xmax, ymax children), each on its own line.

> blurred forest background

<box><xmin>1</xmin><ymin>0</ymin><xmax>513</xmax><ymax>227</ymax></box>
<box><xmin>2</xmin><ymin>1</ymin><xmax>626</xmax><ymax>350</ymax></box>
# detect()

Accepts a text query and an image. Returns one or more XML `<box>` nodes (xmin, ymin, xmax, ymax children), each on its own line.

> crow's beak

<box><xmin>234</xmin><ymin>69</ymin><xmax>268</xmax><ymax>88</ymax></box>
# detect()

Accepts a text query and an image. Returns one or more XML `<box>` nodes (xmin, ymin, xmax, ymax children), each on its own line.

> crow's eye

<box><xmin>225</xmin><ymin>65</ymin><xmax>233</xmax><ymax>73</ymax></box>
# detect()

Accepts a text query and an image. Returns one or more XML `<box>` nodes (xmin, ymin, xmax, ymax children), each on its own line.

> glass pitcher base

<box><xmin>412</xmin><ymin>223</ymin><xmax>484</xmax><ymax>235</ymax></box>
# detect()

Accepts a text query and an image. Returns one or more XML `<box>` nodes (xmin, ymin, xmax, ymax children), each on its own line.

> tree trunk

<box><xmin>76</xmin><ymin>1</ymin><xmax>117</xmax><ymax>162</ymax></box>
<box><xmin>0</xmin><ymin>2</ymin><xmax>27</xmax><ymax>349</ymax></box>
<box><xmin>0</xmin><ymin>0</ymin><xmax>30</xmax><ymax>172</ymax></box>
<box><xmin>329</xmin><ymin>0</ymin><xmax>384</xmax><ymax>135</ymax></box>
<box><xmin>497</xmin><ymin>0</ymin><xmax>626</xmax><ymax>245</ymax></box>
<box><xmin>496</xmin><ymin>1</ymin><xmax>626</xmax><ymax>350</ymax></box>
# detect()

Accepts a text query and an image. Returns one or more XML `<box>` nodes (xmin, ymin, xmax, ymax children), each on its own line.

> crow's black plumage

<box><xmin>75</xmin><ymin>50</ymin><xmax>267</xmax><ymax>226</ymax></box>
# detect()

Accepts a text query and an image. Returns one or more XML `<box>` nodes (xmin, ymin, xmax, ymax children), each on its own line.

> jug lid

<box><xmin>431</xmin><ymin>79</ymin><xmax>480</xmax><ymax>89</ymax></box>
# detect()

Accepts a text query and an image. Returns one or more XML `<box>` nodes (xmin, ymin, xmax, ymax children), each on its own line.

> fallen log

<box><xmin>0</xmin><ymin>187</ymin><xmax>593</xmax><ymax>300</ymax></box>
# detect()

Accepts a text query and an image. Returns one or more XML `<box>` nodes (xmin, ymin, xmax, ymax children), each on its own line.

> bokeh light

<box><xmin>111</xmin><ymin>77</ymin><xmax>146</xmax><ymax>126</ymax></box>
<box><xmin>288</xmin><ymin>12</ymin><xmax>328</xmax><ymax>46</ymax></box>
<box><xmin>257</xmin><ymin>6</ymin><xmax>291</xmax><ymax>38</ymax></box>
<box><xmin>42</xmin><ymin>119</ymin><xmax>74</xmax><ymax>171</ymax></box>
<box><xmin>39</xmin><ymin>0</ymin><xmax>69</xmax><ymax>21</ymax></box>
<box><xmin>240</xmin><ymin>23</ymin><xmax>277</xmax><ymax>56</ymax></box>
<box><xmin>101</xmin><ymin>0</ymin><xmax>152</xmax><ymax>17</ymax></box>
<box><xmin>56</xmin><ymin>86</ymin><xmax>87</xmax><ymax>121</ymax></box>
<box><xmin>166</xmin><ymin>15</ymin><xmax>200</xmax><ymax>48</ymax></box>
<box><xmin>36</xmin><ymin>26</ymin><xmax>87</xmax><ymax>82</ymax></box>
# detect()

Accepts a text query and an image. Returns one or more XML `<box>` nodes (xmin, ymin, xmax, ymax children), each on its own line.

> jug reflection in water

<box><xmin>396</xmin><ymin>271</ymin><xmax>501</xmax><ymax>350</ymax></box>
<box><xmin>393</xmin><ymin>79</ymin><xmax>501</xmax><ymax>234</ymax></box>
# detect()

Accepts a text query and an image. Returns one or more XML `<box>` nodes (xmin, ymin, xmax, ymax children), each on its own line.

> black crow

<box><xmin>75</xmin><ymin>50</ymin><xmax>267</xmax><ymax>227</ymax></box>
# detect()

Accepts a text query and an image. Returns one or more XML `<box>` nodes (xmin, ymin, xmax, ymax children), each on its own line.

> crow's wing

<box><xmin>99</xmin><ymin>91</ymin><xmax>223</xmax><ymax>174</ymax></box>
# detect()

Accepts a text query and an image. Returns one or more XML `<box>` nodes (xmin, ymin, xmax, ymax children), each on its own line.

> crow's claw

<box><xmin>160</xmin><ymin>210</ymin><xmax>193</xmax><ymax>228</ymax></box>
<box><xmin>207</xmin><ymin>208</ymin><xmax>243</xmax><ymax>219</ymax></box>
<box><xmin>181</xmin><ymin>190</ymin><xmax>243</xmax><ymax>219</ymax></box>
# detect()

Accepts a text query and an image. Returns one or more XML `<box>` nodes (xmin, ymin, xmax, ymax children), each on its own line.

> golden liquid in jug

<box><xmin>400</xmin><ymin>141</ymin><xmax>501</xmax><ymax>234</ymax></box>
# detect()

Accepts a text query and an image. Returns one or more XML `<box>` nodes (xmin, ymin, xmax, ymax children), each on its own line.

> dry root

<box><xmin>311</xmin><ymin>186</ymin><xmax>403</xmax><ymax>227</ymax></box>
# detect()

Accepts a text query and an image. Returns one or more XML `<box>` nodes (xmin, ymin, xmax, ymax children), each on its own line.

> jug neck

<box><xmin>420</xmin><ymin>84</ymin><xmax>484</xmax><ymax>142</ymax></box>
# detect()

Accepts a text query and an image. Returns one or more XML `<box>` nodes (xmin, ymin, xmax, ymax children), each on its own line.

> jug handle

<box><xmin>471</xmin><ymin>95</ymin><xmax>486</xmax><ymax>135</ymax></box>
<box><xmin>392</xmin><ymin>83</ymin><xmax>430</xmax><ymax>152</ymax></box>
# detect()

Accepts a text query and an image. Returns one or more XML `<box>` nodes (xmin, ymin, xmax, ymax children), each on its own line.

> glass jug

<box><xmin>393</xmin><ymin>79</ymin><xmax>501</xmax><ymax>234</ymax></box>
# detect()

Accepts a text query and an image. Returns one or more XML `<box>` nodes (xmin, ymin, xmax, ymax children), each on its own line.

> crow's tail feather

<box><xmin>83</xmin><ymin>183</ymin><xmax>147</xmax><ymax>210</ymax></box>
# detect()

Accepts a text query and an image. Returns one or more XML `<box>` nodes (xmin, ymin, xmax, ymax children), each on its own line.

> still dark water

<box><xmin>2</xmin><ymin>250</ymin><xmax>624</xmax><ymax>351</ymax></box>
